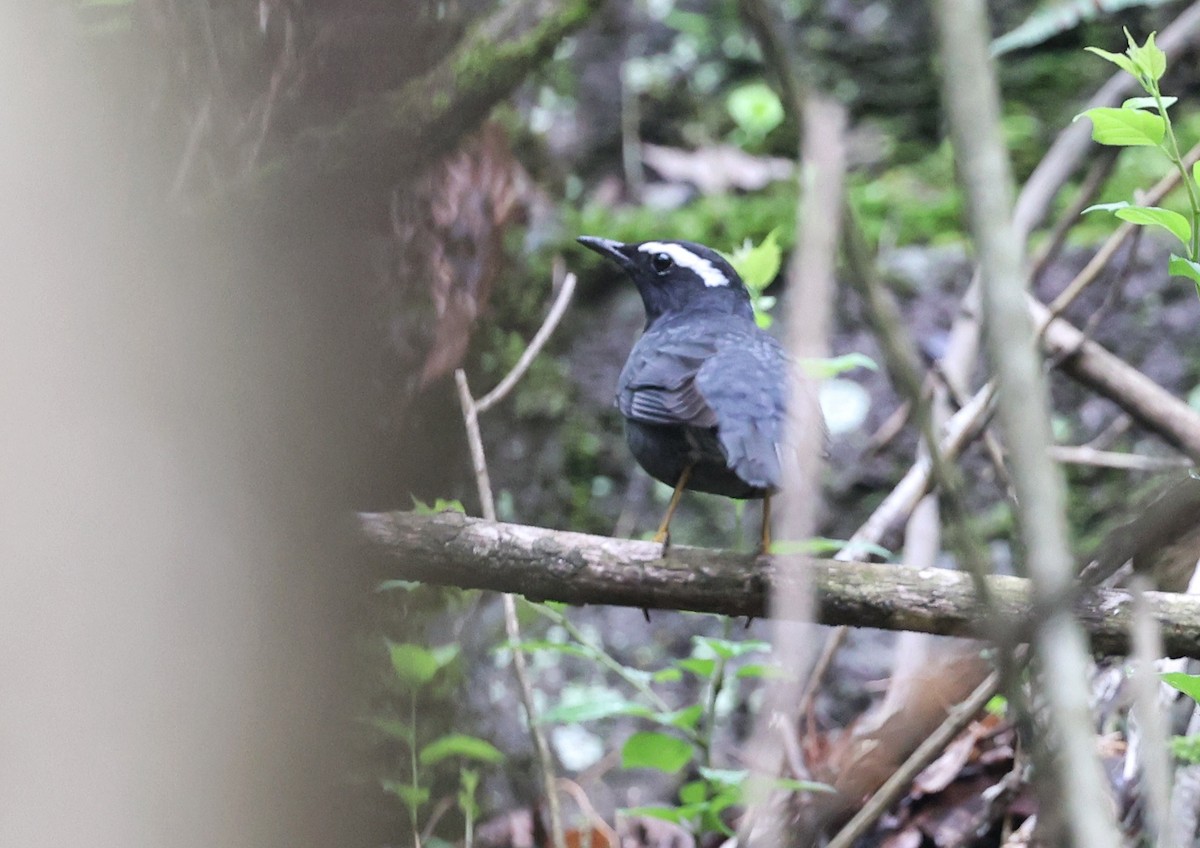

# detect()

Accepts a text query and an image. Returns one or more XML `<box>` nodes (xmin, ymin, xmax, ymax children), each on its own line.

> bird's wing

<box><xmin>617</xmin><ymin>332</ymin><xmax>721</xmax><ymax>428</ymax></box>
<box><xmin>693</xmin><ymin>337</ymin><xmax>787</xmax><ymax>490</ymax></box>
<box><xmin>619</xmin><ymin>325</ymin><xmax>787</xmax><ymax>490</ymax></box>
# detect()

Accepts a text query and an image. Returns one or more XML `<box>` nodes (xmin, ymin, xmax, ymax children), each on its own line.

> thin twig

<box><xmin>477</xmin><ymin>271</ymin><xmax>577</xmax><ymax>413</ymax></box>
<box><xmin>933</xmin><ymin>1</ymin><xmax>1123</xmax><ymax>845</ymax></box>
<box><xmin>824</xmin><ymin>671</ymin><xmax>1003</xmax><ymax>848</ymax></box>
<box><xmin>1047</xmin><ymin>445</ymin><xmax>1193</xmax><ymax>472</ymax></box>
<box><xmin>451</xmin><ymin>263</ymin><xmax>580</xmax><ymax>848</ymax></box>
<box><xmin>1129</xmin><ymin>578</ymin><xmax>1176</xmax><ymax>848</ymax></box>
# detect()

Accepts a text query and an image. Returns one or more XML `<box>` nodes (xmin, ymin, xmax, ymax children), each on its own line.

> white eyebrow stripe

<box><xmin>638</xmin><ymin>242</ymin><xmax>730</xmax><ymax>288</ymax></box>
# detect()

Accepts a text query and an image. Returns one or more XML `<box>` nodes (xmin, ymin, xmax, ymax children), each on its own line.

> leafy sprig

<box><xmin>1078</xmin><ymin>29</ymin><xmax>1200</xmax><ymax>296</ymax></box>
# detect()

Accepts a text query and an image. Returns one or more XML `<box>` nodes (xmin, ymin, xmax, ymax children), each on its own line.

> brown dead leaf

<box><xmin>395</xmin><ymin>122</ymin><xmax>530</xmax><ymax>387</ymax></box>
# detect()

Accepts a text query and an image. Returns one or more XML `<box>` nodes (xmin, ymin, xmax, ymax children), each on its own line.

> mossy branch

<box><xmin>238</xmin><ymin>0</ymin><xmax>603</xmax><ymax>215</ymax></box>
<box><xmin>361</xmin><ymin>510</ymin><xmax>1200</xmax><ymax>659</ymax></box>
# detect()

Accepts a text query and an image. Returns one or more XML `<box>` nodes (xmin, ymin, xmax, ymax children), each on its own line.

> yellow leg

<box><xmin>652</xmin><ymin>464</ymin><xmax>693</xmax><ymax>554</ymax></box>
<box><xmin>760</xmin><ymin>492</ymin><xmax>772</xmax><ymax>554</ymax></box>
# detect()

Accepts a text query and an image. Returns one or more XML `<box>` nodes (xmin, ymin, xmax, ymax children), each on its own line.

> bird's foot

<box><xmin>652</xmin><ymin>528</ymin><xmax>671</xmax><ymax>557</ymax></box>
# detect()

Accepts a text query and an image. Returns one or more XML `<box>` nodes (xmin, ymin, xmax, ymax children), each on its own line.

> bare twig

<box><xmin>933</xmin><ymin>2</ymin><xmax>1123</xmax><ymax>846</ymax></box>
<box><xmin>1129</xmin><ymin>578</ymin><xmax>1176</xmax><ymax>848</ymax></box>
<box><xmin>477</xmin><ymin>271</ymin><xmax>577</xmax><ymax>413</ymax></box>
<box><xmin>1047</xmin><ymin>445</ymin><xmax>1193</xmax><ymax>472</ymax></box>
<box><xmin>455</xmin><ymin>369</ymin><xmax>565</xmax><ymax>848</ymax></box>
<box><xmin>450</xmin><ymin>268</ymin><xmax>580</xmax><ymax>848</ymax></box>
<box><xmin>825</xmin><ymin>671</ymin><xmax>1002</xmax><ymax>848</ymax></box>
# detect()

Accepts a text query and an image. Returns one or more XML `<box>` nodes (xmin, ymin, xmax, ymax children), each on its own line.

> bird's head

<box><xmin>577</xmin><ymin>236</ymin><xmax>753</xmax><ymax>327</ymax></box>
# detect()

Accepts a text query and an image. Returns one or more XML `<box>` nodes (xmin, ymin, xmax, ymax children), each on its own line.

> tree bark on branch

<box><xmin>232</xmin><ymin>0</ymin><xmax>604</xmax><ymax>217</ymax></box>
<box><xmin>361</xmin><ymin>511</ymin><xmax>1200</xmax><ymax>658</ymax></box>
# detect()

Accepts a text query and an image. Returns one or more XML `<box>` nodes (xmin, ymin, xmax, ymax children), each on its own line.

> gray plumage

<box><xmin>578</xmin><ymin>236</ymin><xmax>787</xmax><ymax>500</ymax></box>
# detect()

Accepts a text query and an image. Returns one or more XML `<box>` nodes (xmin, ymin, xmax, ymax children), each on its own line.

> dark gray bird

<box><xmin>577</xmin><ymin>236</ymin><xmax>787</xmax><ymax>552</ymax></box>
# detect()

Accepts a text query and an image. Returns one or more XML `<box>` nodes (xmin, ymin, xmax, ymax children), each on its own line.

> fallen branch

<box><xmin>360</xmin><ymin>511</ymin><xmax>1200</xmax><ymax>659</ymax></box>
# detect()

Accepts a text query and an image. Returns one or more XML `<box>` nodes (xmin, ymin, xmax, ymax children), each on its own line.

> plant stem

<box><xmin>1153</xmin><ymin>83</ymin><xmax>1200</xmax><ymax>258</ymax></box>
<box><xmin>410</xmin><ymin>692</ymin><xmax>422</xmax><ymax>848</ymax></box>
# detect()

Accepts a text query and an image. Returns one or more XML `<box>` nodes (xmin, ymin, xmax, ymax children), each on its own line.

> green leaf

<box><xmin>725</xmin><ymin>229</ymin><xmax>783</xmax><ymax>293</ymax></box>
<box><xmin>1122</xmin><ymin>96</ymin><xmax>1176</xmax><ymax>111</ymax></box>
<box><xmin>675</xmin><ymin>657</ymin><xmax>717</xmax><ymax>678</ymax></box>
<box><xmin>1075</xmin><ymin>107</ymin><xmax>1165</xmax><ymax>147</ymax></box>
<box><xmin>1162</xmin><ymin>672</ymin><xmax>1200</xmax><ymax>704</ymax></box>
<box><xmin>985</xmin><ymin>695</ymin><xmax>1008</xmax><ymax>717</ymax></box>
<box><xmin>388</xmin><ymin>641</ymin><xmax>440</xmax><ymax>686</ymax></box>
<box><xmin>736</xmin><ymin>663</ymin><xmax>786</xmax><ymax>680</ymax></box>
<box><xmin>693</xmin><ymin>636</ymin><xmax>770</xmax><ymax>660</ymax></box>
<box><xmin>369</xmin><ymin>717</ymin><xmax>415</xmax><ymax>745</ymax></box>
<box><xmin>1171</xmin><ymin>734</ymin><xmax>1200</xmax><ymax>764</ymax></box>
<box><xmin>621</xmin><ymin>731</ymin><xmax>694</xmax><ymax>773</ymax></box>
<box><xmin>540</xmin><ymin>694</ymin><xmax>653</xmax><ymax>724</ymax></box>
<box><xmin>381</xmin><ymin>780</ymin><xmax>430</xmax><ymax>809</ymax></box>
<box><xmin>419</xmin><ymin>733</ymin><xmax>505</xmax><ymax>766</ymax></box>
<box><xmin>1082</xmin><ymin>201</ymin><xmax>1131</xmax><ymax>214</ymax></box>
<box><xmin>655</xmin><ymin>704</ymin><xmax>704</xmax><ymax>731</ymax></box>
<box><xmin>678</xmin><ymin>779</ymin><xmax>708</xmax><ymax>805</ymax></box>
<box><xmin>1192</xmin><ymin>160</ymin><xmax>1200</xmax><ymax>189</ymax></box>
<box><xmin>410</xmin><ymin>496</ymin><xmax>466</xmax><ymax>515</ymax></box>
<box><xmin>1084</xmin><ymin>46</ymin><xmax>1139</xmax><ymax>78</ymax></box>
<box><xmin>799</xmin><ymin>353</ymin><xmax>879</xmax><ymax>379</ymax></box>
<box><xmin>512</xmin><ymin>640</ymin><xmax>596</xmax><ymax>660</ymax></box>
<box><xmin>652</xmin><ymin>667</ymin><xmax>683</xmax><ymax>683</ymax></box>
<box><xmin>1113</xmin><ymin>205</ymin><xmax>1191</xmax><ymax>247</ymax></box>
<box><xmin>1126</xmin><ymin>29</ymin><xmax>1166</xmax><ymax>82</ymax></box>
<box><xmin>621</xmin><ymin>805</ymin><xmax>691</xmax><ymax>825</ymax></box>
<box><xmin>726</xmin><ymin>82</ymin><xmax>785</xmax><ymax>140</ymax></box>
<box><xmin>1168</xmin><ymin>254</ymin><xmax>1200</xmax><ymax>296</ymax></box>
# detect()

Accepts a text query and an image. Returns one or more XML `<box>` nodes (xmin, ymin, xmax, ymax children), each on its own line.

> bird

<box><xmin>577</xmin><ymin>235</ymin><xmax>787</xmax><ymax>554</ymax></box>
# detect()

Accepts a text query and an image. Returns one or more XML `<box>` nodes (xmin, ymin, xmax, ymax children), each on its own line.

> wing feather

<box><xmin>618</xmin><ymin>322</ymin><xmax>787</xmax><ymax>490</ymax></box>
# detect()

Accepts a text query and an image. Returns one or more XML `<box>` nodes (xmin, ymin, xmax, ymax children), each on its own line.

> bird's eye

<box><xmin>651</xmin><ymin>253</ymin><xmax>674</xmax><ymax>273</ymax></box>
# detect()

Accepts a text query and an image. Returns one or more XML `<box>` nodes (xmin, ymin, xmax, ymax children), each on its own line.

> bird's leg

<box><xmin>759</xmin><ymin>492</ymin><xmax>772</xmax><ymax>555</ymax></box>
<box><xmin>652</xmin><ymin>464</ymin><xmax>693</xmax><ymax>555</ymax></box>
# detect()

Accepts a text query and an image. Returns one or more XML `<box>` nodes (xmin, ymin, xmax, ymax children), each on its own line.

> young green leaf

<box><xmin>1162</xmin><ymin>671</ymin><xmax>1200</xmax><ymax>704</ymax></box>
<box><xmin>1172</xmin><ymin>735</ymin><xmax>1200</xmax><ymax>764</ymax></box>
<box><xmin>1084</xmin><ymin>46</ymin><xmax>1138</xmax><ymax>78</ymax></box>
<box><xmin>382</xmin><ymin>779</ymin><xmax>430</xmax><ymax>809</ymax></box>
<box><xmin>655</xmin><ymin>704</ymin><xmax>704</xmax><ymax>731</ymax></box>
<box><xmin>1169</xmin><ymin>255</ymin><xmax>1200</xmax><ymax>296</ymax></box>
<box><xmin>735</xmin><ymin>663</ymin><xmax>786</xmax><ymax>680</ymax></box>
<box><xmin>1082</xmin><ymin>201</ymin><xmax>1131</xmax><ymax>214</ymax></box>
<box><xmin>1122</xmin><ymin>96</ymin><xmax>1176</xmax><ymax>111</ymax></box>
<box><xmin>418</xmin><ymin>733</ymin><xmax>505</xmax><ymax>766</ymax></box>
<box><xmin>1125</xmin><ymin>29</ymin><xmax>1166</xmax><ymax>82</ymax></box>
<box><xmin>369</xmin><ymin>717</ymin><xmax>416</xmax><ymax>745</ymax></box>
<box><xmin>621</xmin><ymin>731</ymin><xmax>694</xmax><ymax>772</ymax></box>
<box><xmin>621</xmin><ymin>805</ymin><xmax>691</xmax><ymax>825</ymax></box>
<box><xmin>1193</xmin><ymin>159</ymin><xmax>1200</xmax><ymax>188</ymax></box>
<box><xmin>678</xmin><ymin>779</ymin><xmax>709</xmax><ymax>805</ymax></box>
<box><xmin>388</xmin><ymin>641</ymin><xmax>441</xmax><ymax>686</ymax></box>
<box><xmin>1075</xmin><ymin>107</ymin><xmax>1165</xmax><ymax>147</ymax></box>
<box><xmin>675</xmin><ymin>657</ymin><xmax>717</xmax><ymax>678</ymax></box>
<box><xmin>1112</xmin><ymin>205</ymin><xmax>1191</xmax><ymax>247</ymax></box>
<box><xmin>693</xmin><ymin>635</ymin><xmax>770</xmax><ymax>660</ymax></box>
<box><xmin>539</xmin><ymin>696</ymin><xmax>652</xmax><ymax>724</ymax></box>
<box><xmin>725</xmin><ymin>229</ymin><xmax>783</xmax><ymax>293</ymax></box>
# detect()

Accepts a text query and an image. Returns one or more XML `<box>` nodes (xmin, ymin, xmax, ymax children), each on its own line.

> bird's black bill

<box><xmin>577</xmin><ymin>235</ymin><xmax>634</xmax><ymax>270</ymax></box>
